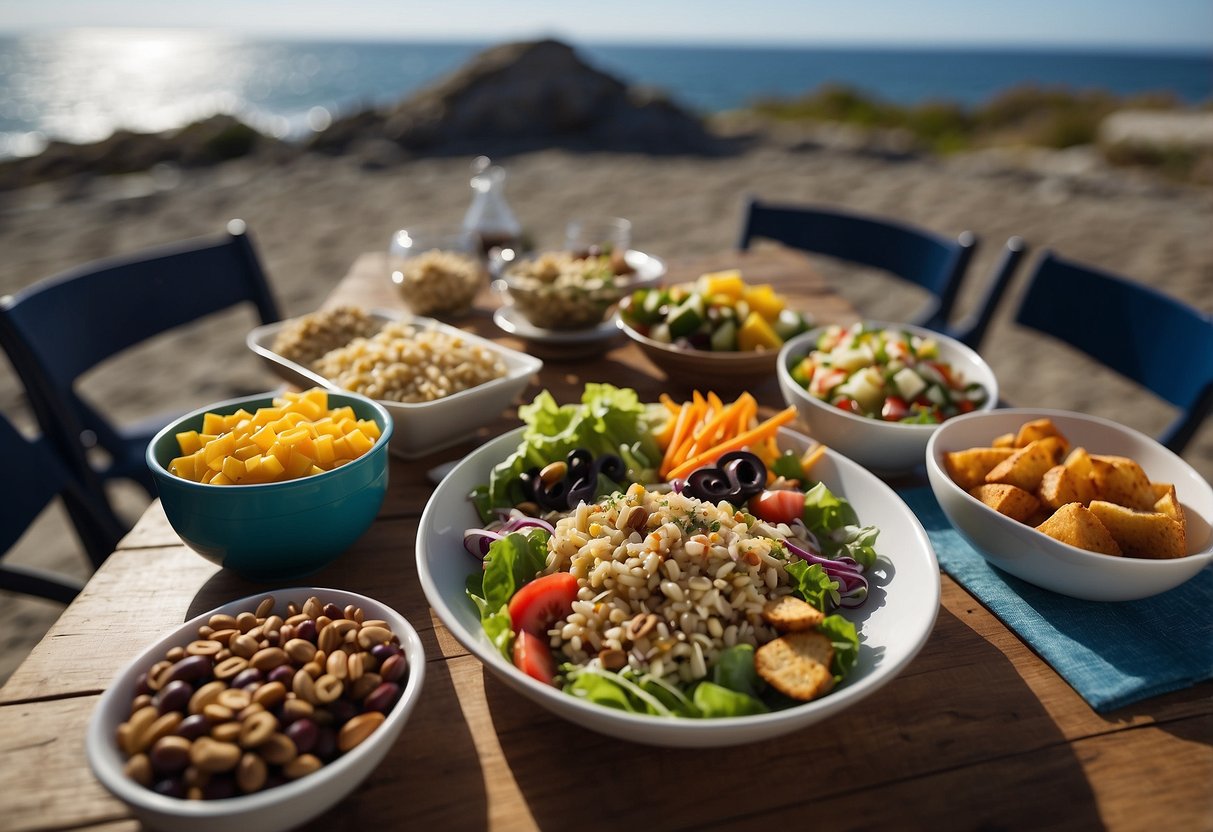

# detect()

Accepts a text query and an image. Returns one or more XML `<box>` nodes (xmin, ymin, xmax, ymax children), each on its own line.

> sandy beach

<box><xmin>2</xmin><ymin>132</ymin><xmax>1211</xmax><ymax>682</ymax></box>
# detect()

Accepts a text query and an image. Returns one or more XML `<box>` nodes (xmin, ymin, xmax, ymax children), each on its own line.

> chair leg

<box><xmin>0</xmin><ymin>564</ymin><xmax>84</xmax><ymax>604</ymax></box>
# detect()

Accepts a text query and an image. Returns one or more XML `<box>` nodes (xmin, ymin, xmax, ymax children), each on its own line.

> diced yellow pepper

<box><xmin>743</xmin><ymin>284</ymin><xmax>785</xmax><ymax>321</ymax></box>
<box><xmin>737</xmin><ymin>311</ymin><xmax>783</xmax><ymax>352</ymax></box>
<box><xmin>176</xmin><ymin>430</ymin><xmax>203</xmax><ymax>455</ymax></box>
<box><xmin>699</xmin><ymin>270</ymin><xmax>745</xmax><ymax>300</ymax></box>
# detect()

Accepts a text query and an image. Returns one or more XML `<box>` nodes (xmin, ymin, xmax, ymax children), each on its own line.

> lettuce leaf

<box><xmin>484</xmin><ymin>384</ymin><xmax>662</xmax><ymax>513</ymax></box>
<box><xmin>801</xmin><ymin>481</ymin><xmax>880</xmax><ymax>569</ymax></box>
<box><xmin>466</xmin><ymin>529</ymin><xmax>550</xmax><ymax>660</ymax></box>
<box><xmin>785</xmin><ymin>560</ymin><xmax>841</xmax><ymax>611</ymax></box>
<box><xmin>692</xmin><ymin>681</ymin><xmax>769</xmax><ymax>717</ymax></box>
<box><xmin>819</xmin><ymin>614</ymin><xmax>860</xmax><ymax>683</ymax></box>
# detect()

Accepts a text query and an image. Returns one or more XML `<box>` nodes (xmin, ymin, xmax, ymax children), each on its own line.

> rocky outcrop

<box><xmin>312</xmin><ymin>40</ymin><xmax>719</xmax><ymax>156</ymax></box>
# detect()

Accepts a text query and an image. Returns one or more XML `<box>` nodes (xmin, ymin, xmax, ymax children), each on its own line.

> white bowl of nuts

<box><xmin>248</xmin><ymin>307</ymin><xmax>543</xmax><ymax>459</ymax></box>
<box><xmin>388</xmin><ymin>229</ymin><xmax>486</xmax><ymax>318</ymax></box>
<box><xmin>86</xmin><ymin>589</ymin><xmax>424</xmax><ymax>832</ymax></box>
<box><xmin>496</xmin><ymin>249</ymin><xmax>666</xmax><ymax>331</ymax></box>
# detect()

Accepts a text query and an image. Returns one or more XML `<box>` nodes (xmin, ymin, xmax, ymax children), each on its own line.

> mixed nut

<box><xmin>115</xmin><ymin>595</ymin><xmax>408</xmax><ymax>800</ymax></box>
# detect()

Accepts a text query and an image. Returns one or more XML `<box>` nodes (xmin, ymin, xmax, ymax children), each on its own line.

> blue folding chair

<box><xmin>1014</xmin><ymin>250</ymin><xmax>1213</xmax><ymax>454</ymax></box>
<box><xmin>1</xmin><ymin>410</ymin><xmax>125</xmax><ymax>603</ymax></box>
<box><xmin>738</xmin><ymin>198</ymin><xmax>979</xmax><ymax>333</ymax></box>
<box><xmin>0</xmin><ymin>219</ymin><xmax>280</xmax><ymax>497</ymax></box>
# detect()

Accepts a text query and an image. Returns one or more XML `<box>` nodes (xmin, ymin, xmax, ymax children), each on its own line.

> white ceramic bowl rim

<box><xmin>87</xmin><ymin>587</ymin><xmax>424</xmax><ymax>821</ymax></box>
<box><xmin>616</xmin><ymin>316</ymin><xmax>784</xmax><ymax>363</ymax></box>
<box><xmin>145</xmin><ymin>390</ymin><xmax>394</xmax><ymax>491</ymax></box>
<box><xmin>416</xmin><ymin>425</ymin><xmax>941</xmax><ymax>742</ymax></box>
<box><xmin>927</xmin><ymin>407</ymin><xmax>1213</xmax><ymax>567</ymax></box>
<box><xmin>778</xmin><ymin>320</ymin><xmax>1000</xmax><ymax>433</ymax></box>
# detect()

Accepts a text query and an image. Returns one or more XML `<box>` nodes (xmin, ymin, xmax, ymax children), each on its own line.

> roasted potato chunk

<box><xmin>1088</xmin><ymin>500</ymin><xmax>1186</xmax><ymax>559</ymax></box>
<box><xmin>969</xmin><ymin>483</ymin><xmax>1041</xmax><ymax>523</ymax></box>
<box><xmin>985</xmin><ymin>439</ymin><xmax>1060</xmax><ymax>493</ymax></box>
<box><xmin>1152</xmin><ymin>483</ymin><xmax>1186</xmax><ymax>527</ymax></box>
<box><xmin>944</xmin><ymin>447</ymin><xmax>1014</xmax><ymax>491</ymax></box>
<box><xmin>762</xmin><ymin>596</ymin><xmax>825</xmax><ymax>633</ymax></box>
<box><xmin>1035</xmin><ymin>503</ymin><xmax>1123</xmax><ymax>556</ymax></box>
<box><xmin>1090</xmin><ymin>455</ymin><xmax>1157</xmax><ymax>511</ymax></box>
<box><xmin>1014</xmin><ymin>418</ymin><xmax>1069</xmax><ymax>453</ymax></box>
<box><xmin>992</xmin><ymin>432</ymin><xmax>1016</xmax><ymax>449</ymax></box>
<box><xmin>755</xmin><ymin>631</ymin><xmax>835</xmax><ymax>702</ymax></box>
<box><xmin>1038</xmin><ymin>463</ymin><xmax>1095</xmax><ymax>511</ymax></box>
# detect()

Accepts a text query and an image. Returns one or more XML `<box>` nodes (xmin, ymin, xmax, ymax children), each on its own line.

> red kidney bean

<box><xmin>164</xmin><ymin>655</ymin><xmax>212</xmax><ymax>686</ymax></box>
<box><xmin>370</xmin><ymin>643</ymin><xmax>401</xmax><ymax>662</ymax></box>
<box><xmin>379</xmin><ymin>654</ymin><xmax>406</xmax><ymax>683</ymax></box>
<box><xmin>134</xmin><ymin>672</ymin><xmax>152</xmax><ymax>697</ymax></box>
<box><xmin>149</xmin><ymin>736</ymin><xmax>192</xmax><ymax>774</ymax></box>
<box><xmin>266</xmin><ymin>665</ymin><xmax>294</xmax><ymax>686</ymax></box>
<box><xmin>326</xmin><ymin>699</ymin><xmax>358</xmax><ymax>726</ymax></box>
<box><xmin>284</xmin><ymin>718</ymin><xmax>318</xmax><ymax>754</ymax></box>
<box><xmin>322</xmin><ymin>603</ymin><xmax>343</xmax><ymax>620</ymax></box>
<box><xmin>231</xmin><ymin>668</ymin><xmax>264</xmax><ymax>689</ymax></box>
<box><xmin>313</xmin><ymin>725</ymin><xmax>338</xmax><ymax>761</ymax></box>
<box><xmin>362</xmin><ymin>682</ymin><xmax>401</xmax><ymax>714</ymax></box>
<box><xmin>294</xmin><ymin>619</ymin><xmax>318</xmax><ymax>642</ymax></box>
<box><xmin>154</xmin><ymin>680</ymin><xmax>193</xmax><ymax>715</ymax></box>
<box><xmin>202</xmin><ymin>775</ymin><xmax>237</xmax><ymax>800</ymax></box>
<box><xmin>174</xmin><ymin>714</ymin><xmax>210</xmax><ymax>740</ymax></box>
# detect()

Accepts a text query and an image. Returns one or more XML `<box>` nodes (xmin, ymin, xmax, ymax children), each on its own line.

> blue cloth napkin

<box><xmin>899</xmin><ymin>486</ymin><xmax>1213</xmax><ymax>712</ymax></box>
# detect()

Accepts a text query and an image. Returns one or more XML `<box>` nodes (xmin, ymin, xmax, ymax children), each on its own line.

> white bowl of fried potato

<box><xmin>926</xmin><ymin>408</ymin><xmax>1213</xmax><ymax>601</ymax></box>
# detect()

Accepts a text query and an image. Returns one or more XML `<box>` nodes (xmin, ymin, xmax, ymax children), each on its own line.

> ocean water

<box><xmin>0</xmin><ymin>29</ymin><xmax>1209</xmax><ymax>157</ymax></box>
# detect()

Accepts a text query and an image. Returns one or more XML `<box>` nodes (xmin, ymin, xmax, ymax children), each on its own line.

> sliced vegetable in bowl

<box><xmin>416</xmin><ymin>385</ymin><xmax>940</xmax><ymax>746</ymax></box>
<box><xmin>620</xmin><ymin>270</ymin><xmax>813</xmax><ymax>353</ymax></box>
<box><xmin>789</xmin><ymin>322</ymin><xmax>988</xmax><ymax>424</ymax></box>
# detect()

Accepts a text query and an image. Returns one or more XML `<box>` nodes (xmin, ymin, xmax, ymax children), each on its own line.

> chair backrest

<box><xmin>0</xmin><ymin>220</ymin><xmax>280</xmax><ymax>484</ymax></box>
<box><xmin>950</xmin><ymin>236</ymin><xmax>1029</xmax><ymax>351</ymax></box>
<box><xmin>737</xmin><ymin>197</ymin><xmax>977</xmax><ymax>330</ymax></box>
<box><xmin>0</xmin><ymin>411</ymin><xmax>124</xmax><ymax>602</ymax></box>
<box><xmin>1016</xmin><ymin>250</ymin><xmax>1213</xmax><ymax>453</ymax></box>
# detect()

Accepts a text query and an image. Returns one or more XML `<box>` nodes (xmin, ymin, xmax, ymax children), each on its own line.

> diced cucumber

<box><xmin>710</xmin><ymin>319</ymin><xmax>738</xmax><ymax>351</ymax></box>
<box><xmin>772</xmin><ymin>308</ymin><xmax>805</xmax><ymax>340</ymax></box>
<box><xmin>893</xmin><ymin>367</ymin><xmax>927</xmax><ymax>401</ymax></box>
<box><xmin>650</xmin><ymin>322</ymin><xmax>672</xmax><ymax>343</ymax></box>
<box><xmin>642</xmin><ymin>289</ymin><xmax>668</xmax><ymax>319</ymax></box>
<box><xmin>925</xmin><ymin>385</ymin><xmax>947</xmax><ymax>405</ymax></box>
<box><xmin>836</xmin><ymin>367</ymin><xmax>884</xmax><ymax>413</ymax></box>
<box><xmin>666</xmin><ymin>294</ymin><xmax>706</xmax><ymax>338</ymax></box>
<box><xmin>831</xmin><ymin>344</ymin><xmax>876</xmax><ymax>373</ymax></box>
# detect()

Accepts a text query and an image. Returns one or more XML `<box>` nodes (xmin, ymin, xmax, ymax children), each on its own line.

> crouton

<box><xmin>970</xmin><ymin>483</ymin><xmax>1041</xmax><ymax>523</ymax></box>
<box><xmin>1090</xmin><ymin>455</ymin><xmax>1157</xmax><ymax>511</ymax></box>
<box><xmin>1035</xmin><ymin>503</ymin><xmax>1122</xmax><ymax>556</ymax></box>
<box><xmin>945</xmin><ymin>447</ymin><xmax>1014</xmax><ymax>491</ymax></box>
<box><xmin>985</xmin><ymin>439</ymin><xmax>1059</xmax><ymax>493</ymax></box>
<box><xmin>1038</xmin><ymin>463</ymin><xmax>1095</xmax><ymax>510</ymax></box>
<box><xmin>1014</xmin><ymin>418</ymin><xmax>1069</xmax><ymax>452</ymax></box>
<box><xmin>1087</xmin><ymin>500</ymin><xmax>1187</xmax><ymax>559</ymax></box>
<box><xmin>754</xmin><ymin>631</ymin><xmax>835</xmax><ymax>702</ymax></box>
<box><xmin>762</xmin><ymin>596</ymin><xmax>825</xmax><ymax>632</ymax></box>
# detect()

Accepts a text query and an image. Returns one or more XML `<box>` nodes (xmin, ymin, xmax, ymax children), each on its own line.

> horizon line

<box><xmin>0</xmin><ymin>26</ymin><xmax>1209</xmax><ymax>56</ymax></box>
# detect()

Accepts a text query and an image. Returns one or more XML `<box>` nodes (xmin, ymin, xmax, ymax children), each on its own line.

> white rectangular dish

<box><xmin>247</xmin><ymin>310</ymin><xmax>542</xmax><ymax>459</ymax></box>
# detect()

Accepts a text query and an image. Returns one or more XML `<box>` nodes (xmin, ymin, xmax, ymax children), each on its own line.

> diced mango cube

<box><xmin>252</xmin><ymin>407</ymin><xmax>283</xmax><ymax>427</ymax></box>
<box><xmin>344</xmin><ymin>429</ymin><xmax>373</xmax><ymax>457</ymax></box>
<box><xmin>205</xmin><ymin>433</ymin><xmax>237</xmax><ymax>471</ymax></box>
<box><xmin>313</xmin><ymin>434</ymin><xmax>336</xmax><ymax>466</ymax></box>
<box><xmin>233</xmin><ymin>443</ymin><xmax>261</xmax><ymax>461</ymax></box>
<box><xmin>202</xmin><ymin>413</ymin><xmax>227</xmax><ymax>435</ymax></box>
<box><xmin>170</xmin><ymin>455</ymin><xmax>197</xmax><ymax>479</ymax></box>
<box><xmin>737</xmin><ymin>311</ymin><xmax>783</xmax><ymax>351</ymax></box>
<box><xmin>285</xmin><ymin>449</ymin><xmax>315</xmax><ymax>480</ymax></box>
<box><xmin>356</xmin><ymin>419</ymin><xmax>382</xmax><ymax>440</ymax></box>
<box><xmin>210</xmin><ymin>472</ymin><xmax>233</xmax><ymax>485</ymax></box>
<box><xmin>330</xmin><ymin>406</ymin><xmax>356</xmax><ymax>423</ymax></box>
<box><xmin>251</xmin><ymin>424</ymin><xmax>277</xmax><ymax>451</ymax></box>
<box><xmin>176</xmin><ymin>430</ymin><xmax>203</xmax><ymax>455</ymax></box>
<box><xmin>222</xmin><ymin>455</ymin><xmax>248</xmax><ymax>483</ymax></box>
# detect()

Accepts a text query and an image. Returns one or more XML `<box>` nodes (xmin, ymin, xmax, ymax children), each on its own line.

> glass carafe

<box><xmin>461</xmin><ymin>157</ymin><xmax>523</xmax><ymax>261</ymax></box>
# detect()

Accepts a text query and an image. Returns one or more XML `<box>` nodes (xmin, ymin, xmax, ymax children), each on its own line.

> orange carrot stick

<box><xmin>668</xmin><ymin>406</ymin><xmax>799</xmax><ymax>481</ymax></box>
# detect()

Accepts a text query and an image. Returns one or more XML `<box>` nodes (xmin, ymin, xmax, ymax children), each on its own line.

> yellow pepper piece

<box><xmin>699</xmin><ymin>270</ymin><xmax>745</xmax><ymax>300</ymax></box>
<box><xmin>737</xmin><ymin>311</ymin><xmax>783</xmax><ymax>352</ymax></box>
<box><xmin>743</xmin><ymin>284</ymin><xmax>785</xmax><ymax>321</ymax></box>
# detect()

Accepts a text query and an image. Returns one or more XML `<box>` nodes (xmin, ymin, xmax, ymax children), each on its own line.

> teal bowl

<box><xmin>146</xmin><ymin>391</ymin><xmax>393</xmax><ymax>581</ymax></box>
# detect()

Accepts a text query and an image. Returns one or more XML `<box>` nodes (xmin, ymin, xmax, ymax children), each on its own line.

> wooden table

<box><xmin>3</xmin><ymin>248</ymin><xmax>1210</xmax><ymax>831</ymax></box>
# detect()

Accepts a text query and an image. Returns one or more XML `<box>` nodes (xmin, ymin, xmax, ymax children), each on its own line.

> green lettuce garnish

<box><xmin>466</xmin><ymin>529</ymin><xmax>550</xmax><ymax>660</ymax></box>
<box><xmin>801</xmin><ymin>481</ymin><xmax>880</xmax><ymax>569</ymax></box>
<box><xmin>484</xmin><ymin>384</ymin><xmax>663</xmax><ymax>517</ymax></box>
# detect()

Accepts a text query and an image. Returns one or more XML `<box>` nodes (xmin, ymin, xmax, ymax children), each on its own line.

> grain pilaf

<box><xmin>546</xmin><ymin>482</ymin><xmax>800</xmax><ymax>686</ymax></box>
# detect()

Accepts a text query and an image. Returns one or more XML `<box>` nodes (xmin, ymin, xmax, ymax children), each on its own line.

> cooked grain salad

<box><xmin>312</xmin><ymin>321</ymin><xmax>506</xmax><ymax>403</ymax></box>
<box><xmin>548</xmin><ymin>483</ymin><xmax>792</xmax><ymax>685</ymax></box>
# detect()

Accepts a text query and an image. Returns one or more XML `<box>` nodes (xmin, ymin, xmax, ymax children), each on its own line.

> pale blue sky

<box><xmin>1</xmin><ymin>0</ymin><xmax>1211</xmax><ymax>49</ymax></box>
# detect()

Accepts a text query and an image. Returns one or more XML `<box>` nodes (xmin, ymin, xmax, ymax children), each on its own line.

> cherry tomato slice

<box><xmin>881</xmin><ymin>396</ymin><xmax>909</xmax><ymax>422</ymax></box>
<box><xmin>749</xmin><ymin>489</ymin><xmax>806</xmax><ymax>525</ymax></box>
<box><xmin>512</xmin><ymin>630</ymin><xmax>557</xmax><ymax>685</ymax></box>
<box><xmin>507</xmin><ymin>572</ymin><xmax>580</xmax><ymax>636</ymax></box>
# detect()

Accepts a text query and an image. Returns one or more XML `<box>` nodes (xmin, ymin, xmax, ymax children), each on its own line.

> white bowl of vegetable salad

<box><xmin>416</xmin><ymin>384</ymin><xmax>940</xmax><ymax>747</ymax></box>
<box><xmin>778</xmin><ymin>321</ymin><xmax>998</xmax><ymax>474</ymax></box>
